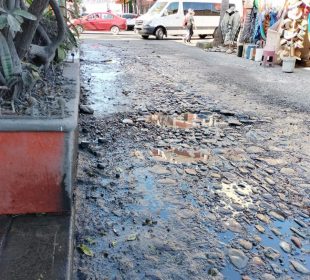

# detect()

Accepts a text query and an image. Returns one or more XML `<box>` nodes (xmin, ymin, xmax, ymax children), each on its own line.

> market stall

<box><xmin>238</xmin><ymin>0</ymin><xmax>310</xmax><ymax>71</ymax></box>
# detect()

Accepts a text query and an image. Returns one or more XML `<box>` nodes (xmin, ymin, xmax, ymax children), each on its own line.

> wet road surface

<box><xmin>74</xmin><ymin>32</ymin><xmax>310</xmax><ymax>280</ymax></box>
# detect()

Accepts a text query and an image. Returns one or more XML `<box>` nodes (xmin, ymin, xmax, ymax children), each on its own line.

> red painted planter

<box><xmin>0</xmin><ymin>62</ymin><xmax>80</xmax><ymax>215</ymax></box>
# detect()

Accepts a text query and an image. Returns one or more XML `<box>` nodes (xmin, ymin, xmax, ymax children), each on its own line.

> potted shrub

<box><xmin>0</xmin><ymin>0</ymin><xmax>80</xmax><ymax>215</ymax></box>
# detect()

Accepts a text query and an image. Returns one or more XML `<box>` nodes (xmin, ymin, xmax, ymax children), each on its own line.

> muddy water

<box><xmin>80</xmin><ymin>43</ymin><xmax>130</xmax><ymax>116</ymax></box>
<box><xmin>75</xmin><ymin>38</ymin><xmax>310</xmax><ymax>280</ymax></box>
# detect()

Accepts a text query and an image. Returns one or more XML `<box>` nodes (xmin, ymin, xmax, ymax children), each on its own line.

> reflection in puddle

<box><xmin>80</xmin><ymin>43</ymin><xmax>130</xmax><ymax>116</ymax></box>
<box><xmin>147</xmin><ymin>113</ymin><xmax>208</xmax><ymax>129</ymax></box>
<box><xmin>91</xmin><ymin>71</ymin><xmax>118</xmax><ymax>81</ymax></box>
<box><xmin>130</xmin><ymin>169</ymin><xmax>173</xmax><ymax>220</ymax></box>
<box><xmin>151</xmin><ymin>148</ymin><xmax>209</xmax><ymax>164</ymax></box>
<box><xmin>220</xmin><ymin>182</ymin><xmax>253</xmax><ymax>208</ymax></box>
<box><xmin>249</xmin><ymin>219</ymin><xmax>310</xmax><ymax>279</ymax></box>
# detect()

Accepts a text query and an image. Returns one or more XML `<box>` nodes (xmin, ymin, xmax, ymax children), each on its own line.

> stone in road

<box><xmin>74</xmin><ymin>32</ymin><xmax>310</xmax><ymax>280</ymax></box>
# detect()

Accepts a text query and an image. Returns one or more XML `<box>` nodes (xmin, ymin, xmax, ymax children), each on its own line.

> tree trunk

<box><xmin>15</xmin><ymin>0</ymin><xmax>50</xmax><ymax>59</ymax></box>
<box><xmin>28</xmin><ymin>0</ymin><xmax>67</xmax><ymax>70</ymax></box>
<box><xmin>213</xmin><ymin>0</ymin><xmax>229</xmax><ymax>46</ymax></box>
<box><xmin>73</xmin><ymin>0</ymin><xmax>80</xmax><ymax>18</ymax></box>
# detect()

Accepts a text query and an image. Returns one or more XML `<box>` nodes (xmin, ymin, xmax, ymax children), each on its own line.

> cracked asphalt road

<box><xmin>73</xmin><ymin>32</ymin><xmax>310</xmax><ymax>280</ymax></box>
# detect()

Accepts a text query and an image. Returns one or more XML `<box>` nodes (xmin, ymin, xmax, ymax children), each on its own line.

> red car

<box><xmin>73</xmin><ymin>12</ymin><xmax>127</xmax><ymax>34</ymax></box>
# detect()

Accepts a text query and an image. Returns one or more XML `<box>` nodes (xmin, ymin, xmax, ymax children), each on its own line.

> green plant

<box><xmin>0</xmin><ymin>0</ymin><xmax>73</xmax><ymax>112</ymax></box>
<box><xmin>0</xmin><ymin>6</ymin><xmax>37</xmax><ymax>35</ymax></box>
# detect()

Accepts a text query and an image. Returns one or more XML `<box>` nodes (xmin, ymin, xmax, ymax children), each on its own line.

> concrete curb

<box><xmin>0</xmin><ymin>211</ymin><xmax>75</xmax><ymax>280</ymax></box>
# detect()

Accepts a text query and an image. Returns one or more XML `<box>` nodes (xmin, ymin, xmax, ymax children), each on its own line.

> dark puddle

<box><xmin>218</xmin><ymin>218</ymin><xmax>310</xmax><ymax>279</ymax></box>
<box><xmin>175</xmin><ymin>180</ymin><xmax>309</xmax><ymax>279</ymax></box>
<box><xmin>250</xmin><ymin>219</ymin><xmax>310</xmax><ymax>278</ymax></box>
<box><xmin>128</xmin><ymin>168</ymin><xmax>174</xmax><ymax>221</ymax></box>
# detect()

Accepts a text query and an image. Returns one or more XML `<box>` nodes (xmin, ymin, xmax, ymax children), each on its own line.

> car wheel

<box><xmin>111</xmin><ymin>26</ymin><xmax>120</xmax><ymax>35</ymax></box>
<box><xmin>76</xmin><ymin>25</ymin><xmax>84</xmax><ymax>34</ymax></box>
<box><xmin>141</xmin><ymin>35</ymin><xmax>149</xmax><ymax>39</ymax></box>
<box><xmin>155</xmin><ymin>27</ymin><xmax>164</xmax><ymax>40</ymax></box>
<box><xmin>199</xmin><ymin>34</ymin><xmax>207</xmax><ymax>39</ymax></box>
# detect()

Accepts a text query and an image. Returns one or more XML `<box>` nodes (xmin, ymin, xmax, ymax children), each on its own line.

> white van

<box><xmin>134</xmin><ymin>0</ymin><xmax>242</xmax><ymax>39</ymax></box>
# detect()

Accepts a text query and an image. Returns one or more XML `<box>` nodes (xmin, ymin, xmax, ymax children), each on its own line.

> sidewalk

<box><xmin>0</xmin><ymin>214</ymin><xmax>74</xmax><ymax>280</ymax></box>
<box><xmin>0</xmin><ymin>59</ymin><xmax>80</xmax><ymax>280</ymax></box>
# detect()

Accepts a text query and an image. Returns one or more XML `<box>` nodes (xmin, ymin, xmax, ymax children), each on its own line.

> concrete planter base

<box><xmin>282</xmin><ymin>57</ymin><xmax>296</xmax><ymax>73</ymax></box>
<box><xmin>0</xmin><ymin>61</ymin><xmax>80</xmax><ymax>215</ymax></box>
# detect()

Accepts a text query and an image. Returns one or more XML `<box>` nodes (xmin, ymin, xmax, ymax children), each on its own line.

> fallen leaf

<box><xmin>78</xmin><ymin>244</ymin><xmax>94</xmax><ymax>257</ymax></box>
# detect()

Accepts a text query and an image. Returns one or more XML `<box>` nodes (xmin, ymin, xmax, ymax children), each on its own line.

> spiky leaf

<box><xmin>0</xmin><ymin>33</ymin><xmax>13</xmax><ymax>81</ymax></box>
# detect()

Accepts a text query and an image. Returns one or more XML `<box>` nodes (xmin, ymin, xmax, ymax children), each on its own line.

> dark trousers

<box><xmin>186</xmin><ymin>25</ymin><xmax>193</xmax><ymax>42</ymax></box>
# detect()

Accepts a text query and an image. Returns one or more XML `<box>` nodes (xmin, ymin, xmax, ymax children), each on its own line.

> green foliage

<box><xmin>0</xmin><ymin>6</ymin><xmax>37</xmax><ymax>36</ymax></box>
<box><xmin>13</xmin><ymin>9</ymin><xmax>37</xmax><ymax>21</ymax></box>
<box><xmin>0</xmin><ymin>0</ymin><xmax>80</xmax><ymax>110</ymax></box>
<box><xmin>50</xmin><ymin>18</ymin><xmax>79</xmax><ymax>63</ymax></box>
<box><xmin>0</xmin><ymin>4</ymin><xmax>37</xmax><ymax>89</ymax></box>
<box><xmin>66</xmin><ymin>25</ymin><xmax>79</xmax><ymax>48</ymax></box>
<box><xmin>0</xmin><ymin>33</ymin><xmax>13</xmax><ymax>81</ymax></box>
<box><xmin>21</xmin><ymin>63</ymin><xmax>41</xmax><ymax>93</ymax></box>
<box><xmin>56</xmin><ymin>45</ymin><xmax>67</xmax><ymax>62</ymax></box>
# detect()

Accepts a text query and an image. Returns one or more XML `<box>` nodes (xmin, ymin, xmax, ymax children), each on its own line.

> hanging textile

<box><xmin>239</xmin><ymin>9</ymin><xmax>253</xmax><ymax>43</ymax></box>
<box><xmin>308</xmin><ymin>12</ymin><xmax>310</xmax><ymax>37</ymax></box>
<box><xmin>251</xmin><ymin>0</ymin><xmax>287</xmax><ymax>42</ymax></box>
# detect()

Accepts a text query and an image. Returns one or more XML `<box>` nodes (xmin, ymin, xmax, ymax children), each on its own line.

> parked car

<box><xmin>119</xmin><ymin>13</ymin><xmax>138</xmax><ymax>30</ymax></box>
<box><xmin>73</xmin><ymin>12</ymin><xmax>127</xmax><ymax>34</ymax></box>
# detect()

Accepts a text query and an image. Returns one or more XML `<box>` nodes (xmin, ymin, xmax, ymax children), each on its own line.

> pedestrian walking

<box><xmin>183</xmin><ymin>9</ymin><xmax>195</xmax><ymax>43</ymax></box>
